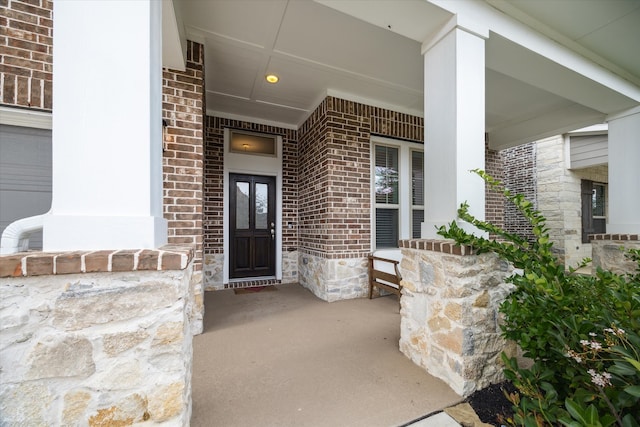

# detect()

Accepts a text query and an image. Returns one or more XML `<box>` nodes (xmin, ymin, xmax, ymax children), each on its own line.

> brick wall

<box><xmin>203</xmin><ymin>117</ymin><xmax>298</xmax><ymax>255</ymax></box>
<box><xmin>485</xmin><ymin>141</ymin><xmax>504</xmax><ymax>233</ymax></box>
<box><xmin>162</xmin><ymin>41</ymin><xmax>205</xmax><ymax>270</ymax></box>
<box><xmin>0</xmin><ymin>0</ymin><xmax>53</xmax><ymax>110</ymax></box>
<box><xmin>502</xmin><ymin>142</ymin><xmax>536</xmax><ymax>241</ymax></box>
<box><xmin>298</xmin><ymin>97</ymin><xmax>423</xmax><ymax>258</ymax></box>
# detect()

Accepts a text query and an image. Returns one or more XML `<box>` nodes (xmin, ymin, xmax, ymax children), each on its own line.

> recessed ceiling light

<box><xmin>265</xmin><ymin>74</ymin><xmax>279</xmax><ymax>84</ymax></box>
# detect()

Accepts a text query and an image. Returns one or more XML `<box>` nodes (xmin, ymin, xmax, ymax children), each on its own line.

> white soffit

<box><xmin>275</xmin><ymin>0</ymin><xmax>423</xmax><ymax>89</ymax></box>
<box><xmin>313</xmin><ymin>0</ymin><xmax>451</xmax><ymax>43</ymax></box>
<box><xmin>493</xmin><ymin>0</ymin><xmax>640</xmax><ymax>86</ymax></box>
<box><xmin>487</xmin><ymin>34</ymin><xmax>639</xmax><ymax>115</ymax></box>
<box><xmin>485</xmin><ymin>0</ymin><xmax>640</xmax><ymax>90</ymax></box>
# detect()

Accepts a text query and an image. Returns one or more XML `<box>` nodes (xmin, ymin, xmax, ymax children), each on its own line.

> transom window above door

<box><xmin>372</xmin><ymin>137</ymin><xmax>424</xmax><ymax>249</ymax></box>
<box><xmin>229</xmin><ymin>130</ymin><xmax>277</xmax><ymax>156</ymax></box>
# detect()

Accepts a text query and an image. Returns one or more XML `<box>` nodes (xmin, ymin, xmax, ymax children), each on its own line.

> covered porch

<box><xmin>191</xmin><ymin>283</ymin><xmax>461</xmax><ymax>426</ymax></box>
<box><xmin>1</xmin><ymin>0</ymin><xmax>639</xmax><ymax>424</ymax></box>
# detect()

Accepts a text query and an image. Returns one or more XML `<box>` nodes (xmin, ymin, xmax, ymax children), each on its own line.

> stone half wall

<box><xmin>590</xmin><ymin>234</ymin><xmax>640</xmax><ymax>275</ymax></box>
<box><xmin>299</xmin><ymin>250</ymin><xmax>368</xmax><ymax>302</ymax></box>
<box><xmin>0</xmin><ymin>246</ymin><xmax>197</xmax><ymax>426</ymax></box>
<box><xmin>398</xmin><ymin>239</ymin><xmax>515</xmax><ymax>397</ymax></box>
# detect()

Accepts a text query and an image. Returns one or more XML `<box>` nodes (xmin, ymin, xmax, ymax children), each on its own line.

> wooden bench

<box><xmin>368</xmin><ymin>254</ymin><xmax>402</xmax><ymax>300</ymax></box>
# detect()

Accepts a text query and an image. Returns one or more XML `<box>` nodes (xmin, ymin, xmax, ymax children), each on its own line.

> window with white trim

<box><xmin>581</xmin><ymin>180</ymin><xmax>607</xmax><ymax>243</ymax></box>
<box><xmin>372</xmin><ymin>137</ymin><xmax>424</xmax><ymax>249</ymax></box>
<box><xmin>411</xmin><ymin>149</ymin><xmax>424</xmax><ymax>239</ymax></box>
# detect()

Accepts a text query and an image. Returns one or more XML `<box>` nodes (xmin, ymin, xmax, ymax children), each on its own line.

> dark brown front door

<box><xmin>230</xmin><ymin>174</ymin><xmax>276</xmax><ymax>279</ymax></box>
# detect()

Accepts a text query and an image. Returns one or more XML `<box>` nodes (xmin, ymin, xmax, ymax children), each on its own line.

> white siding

<box><xmin>569</xmin><ymin>134</ymin><xmax>608</xmax><ymax>169</ymax></box>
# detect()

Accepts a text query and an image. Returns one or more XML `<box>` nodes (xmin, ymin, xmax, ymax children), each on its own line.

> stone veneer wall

<box><xmin>0</xmin><ymin>0</ymin><xmax>53</xmax><ymax>111</ymax></box>
<box><xmin>0</xmin><ymin>246</ymin><xmax>196</xmax><ymax>425</ymax></box>
<box><xmin>590</xmin><ymin>234</ymin><xmax>640</xmax><ymax>275</ymax></box>
<box><xmin>297</xmin><ymin>97</ymin><xmax>423</xmax><ymax>300</ymax></box>
<box><xmin>535</xmin><ymin>135</ymin><xmax>608</xmax><ymax>269</ymax></box>
<box><xmin>203</xmin><ymin>116</ymin><xmax>298</xmax><ymax>289</ymax></box>
<box><xmin>502</xmin><ymin>136</ymin><xmax>615</xmax><ymax>269</ymax></box>
<box><xmin>398</xmin><ymin>239</ymin><xmax>515</xmax><ymax>397</ymax></box>
<box><xmin>298</xmin><ymin>252</ymin><xmax>369</xmax><ymax>302</ymax></box>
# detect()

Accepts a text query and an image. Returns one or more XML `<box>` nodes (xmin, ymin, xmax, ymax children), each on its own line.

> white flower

<box><xmin>588</xmin><ymin>369</ymin><xmax>612</xmax><ymax>387</ymax></box>
<box><xmin>589</xmin><ymin>332</ymin><xmax>597</xmax><ymax>337</ymax></box>
<box><xmin>604</xmin><ymin>328</ymin><xmax>615</xmax><ymax>333</ymax></box>
<box><xmin>590</xmin><ymin>341</ymin><xmax>602</xmax><ymax>350</ymax></box>
<box><xmin>566</xmin><ymin>350</ymin><xmax>583</xmax><ymax>363</ymax></box>
<box><xmin>580</xmin><ymin>340</ymin><xmax>590</xmax><ymax>346</ymax></box>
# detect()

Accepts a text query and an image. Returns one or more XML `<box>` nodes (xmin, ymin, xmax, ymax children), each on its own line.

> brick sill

<box><xmin>0</xmin><ymin>245</ymin><xmax>194</xmax><ymax>278</ymax></box>
<box><xmin>589</xmin><ymin>234</ymin><xmax>639</xmax><ymax>242</ymax></box>
<box><xmin>401</xmin><ymin>235</ymin><xmax>640</xmax><ymax>257</ymax></box>
<box><xmin>399</xmin><ymin>239</ymin><xmax>474</xmax><ymax>256</ymax></box>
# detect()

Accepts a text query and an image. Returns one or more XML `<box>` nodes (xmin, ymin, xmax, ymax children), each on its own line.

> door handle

<box><xmin>270</xmin><ymin>222</ymin><xmax>275</xmax><ymax>240</ymax></box>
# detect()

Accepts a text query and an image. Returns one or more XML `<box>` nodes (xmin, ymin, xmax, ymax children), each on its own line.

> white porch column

<box><xmin>44</xmin><ymin>0</ymin><xmax>166</xmax><ymax>251</ymax></box>
<box><xmin>421</xmin><ymin>24</ymin><xmax>487</xmax><ymax>238</ymax></box>
<box><xmin>606</xmin><ymin>107</ymin><xmax>640</xmax><ymax>234</ymax></box>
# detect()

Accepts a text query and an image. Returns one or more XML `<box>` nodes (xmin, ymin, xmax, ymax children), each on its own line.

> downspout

<box><xmin>0</xmin><ymin>213</ymin><xmax>49</xmax><ymax>255</ymax></box>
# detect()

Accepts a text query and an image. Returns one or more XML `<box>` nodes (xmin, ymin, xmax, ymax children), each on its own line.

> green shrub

<box><xmin>438</xmin><ymin>169</ymin><xmax>640</xmax><ymax>427</ymax></box>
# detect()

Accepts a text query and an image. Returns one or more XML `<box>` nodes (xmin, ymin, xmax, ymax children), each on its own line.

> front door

<box><xmin>229</xmin><ymin>174</ymin><xmax>276</xmax><ymax>279</ymax></box>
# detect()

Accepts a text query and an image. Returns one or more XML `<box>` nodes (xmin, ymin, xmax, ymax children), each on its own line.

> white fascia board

<box><xmin>568</xmin><ymin>123</ymin><xmax>608</xmax><ymax>135</ymax></box>
<box><xmin>0</xmin><ymin>106</ymin><xmax>52</xmax><ymax>129</ymax></box>
<box><xmin>162</xmin><ymin>0</ymin><xmax>186</xmax><ymax>71</ymax></box>
<box><xmin>326</xmin><ymin>89</ymin><xmax>423</xmax><ymax>118</ymax></box>
<box><xmin>607</xmin><ymin>105</ymin><xmax>640</xmax><ymax>122</ymax></box>
<box><xmin>427</xmin><ymin>0</ymin><xmax>640</xmax><ymax>102</ymax></box>
<box><xmin>208</xmin><ymin>110</ymin><xmax>298</xmax><ymax>131</ymax></box>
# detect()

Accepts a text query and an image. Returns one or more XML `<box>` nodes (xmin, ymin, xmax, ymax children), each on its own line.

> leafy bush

<box><xmin>438</xmin><ymin>169</ymin><xmax>640</xmax><ymax>427</ymax></box>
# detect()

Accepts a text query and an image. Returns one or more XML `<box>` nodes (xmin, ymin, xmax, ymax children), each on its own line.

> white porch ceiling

<box><xmin>176</xmin><ymin>0</ymin><xmax>640</xmax><ymax>148</ymax></box>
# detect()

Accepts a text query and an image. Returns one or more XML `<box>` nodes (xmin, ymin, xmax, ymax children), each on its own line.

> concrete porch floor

<box><xmin>191</xmin><ymin>283</ymin><xmax>462</xmax><ymax>426</ymax></box>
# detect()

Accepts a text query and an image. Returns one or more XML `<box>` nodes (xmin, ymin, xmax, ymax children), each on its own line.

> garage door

<box><xmin>0</xmin><ymin>124</ymin><xmax>52</xmax><ymax>250</ymax></box>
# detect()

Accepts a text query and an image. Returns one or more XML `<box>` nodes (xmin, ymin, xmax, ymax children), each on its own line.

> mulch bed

<box><xmin>466</xmin><ymin>381</ymin><xmax>518</xmax><ymax>426</ymax></box>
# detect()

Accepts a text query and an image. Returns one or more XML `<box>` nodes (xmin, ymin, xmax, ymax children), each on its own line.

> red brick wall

<box><xmin>0</xmin><ymin>0</ymin><xmax>53</xmax><ymax>110</ymax></box>
<box><xmin>502</xmin><ymin>142</ymin><xmax>536</xmax><ymax>241</ymax></box>
<box><xmin>203</xmin><ymin>117</ymin><xmax>298</xmax><ymax>255</ymax></box>
<box><xmin>485</xmin><ymin>141</ymin><xmax>504</xmax><ymax>234</ymax></box>
<box><xmin>298</xmin><ymin>97</ymin><xmax>423</xmax><ymax>258</ymax></box>
<box><xmin>162</xmin><ymin>41</ymin><xmax>205</xmax><ymax>269</ymax></box>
